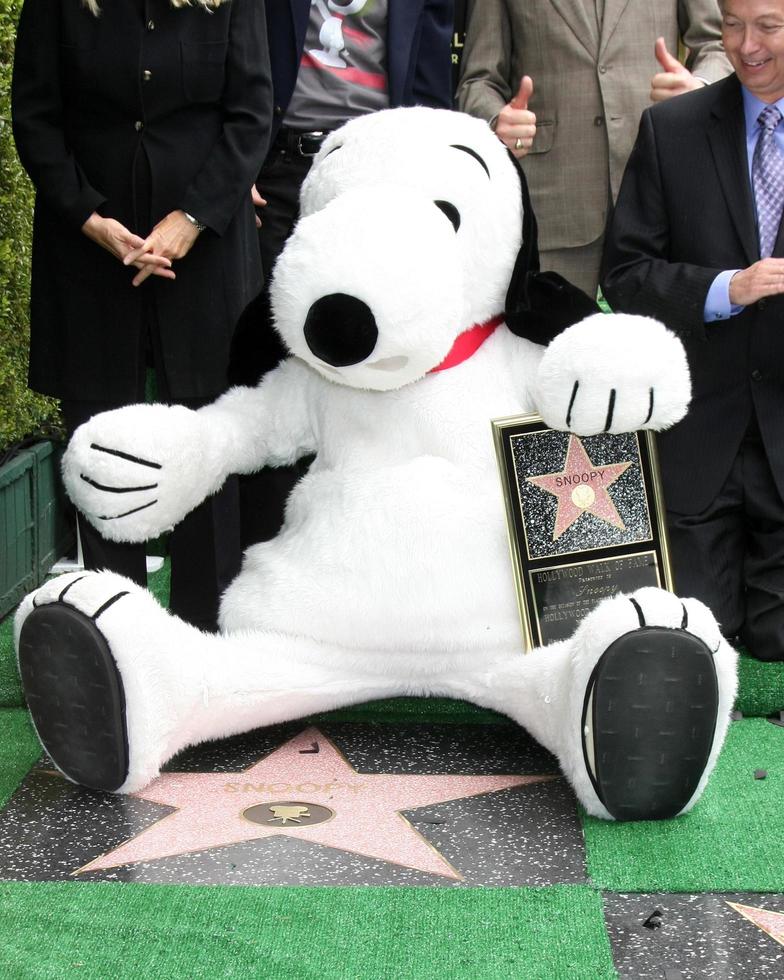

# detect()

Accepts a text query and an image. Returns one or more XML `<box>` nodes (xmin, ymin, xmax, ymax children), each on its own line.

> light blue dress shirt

<box><xmin>704</xmin><ymin>87</ymin><xmax>784</xmax><ymax>321</ymax></box>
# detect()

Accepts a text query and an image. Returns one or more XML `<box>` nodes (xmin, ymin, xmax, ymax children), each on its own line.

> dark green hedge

<box><xmin>0</xmin><ymin>0</ymin><xmax>60</xmax><ymax>453</ymax></box>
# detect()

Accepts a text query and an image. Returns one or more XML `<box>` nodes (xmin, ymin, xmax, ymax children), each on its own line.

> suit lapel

<box><xmin>598</xmin><ymin>0</ymin><xmax>632</xmax><ymax>58</ymax></box>
<box><xmin>707</xmin><ymin>77</ymin><xmax>759</xmax><ymax>265</ymax></box>
<box><xmin>549</xmin><ymin>0</ymin><xmax>599</xmax><ymax>58</ymax></box>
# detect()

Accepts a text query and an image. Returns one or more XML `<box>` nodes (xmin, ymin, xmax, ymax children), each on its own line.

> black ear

<box><xmin>503</xmin><ymin>150</ymin><xmax>599</xmax><ymax>346</ymax></box>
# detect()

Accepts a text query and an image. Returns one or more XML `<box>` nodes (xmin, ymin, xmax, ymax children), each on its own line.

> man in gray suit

<box><xmin>457</xmin><ymin>0</ymin><xmax>731</xmax><ymax>296</ymax></box>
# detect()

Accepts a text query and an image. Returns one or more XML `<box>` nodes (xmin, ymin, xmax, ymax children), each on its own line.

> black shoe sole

<box><xmin>581</xmin><ymin>627</ymin><xmax>719</xmax><ymax>821</ymax></box>
<box><xmin>18</xmin><ymin>603</ymin><xmax>130</xmax><ymax>792</ymax></box>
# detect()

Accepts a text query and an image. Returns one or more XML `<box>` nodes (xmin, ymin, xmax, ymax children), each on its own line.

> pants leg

<box><xmin>667</xmin><ymin>481</ymin><xmax>745</xmax><ymax>642</ymax></box>
<box><xmin>167</xmin><ymin>475</ymin><xmax>241</xmax><ymax>632</ymax></box>
<box><xmin>739</xmin><ymin>427</ymin><xmax>784</xmax><ymax>661</ymax></box>
<box><xmin>229</xmin><ymin>148</ymin><xmax>314</xmax><ymax>549</ymax></box>
<box><xmin>60</xmin><ymin>400</ymin><xmax>147</xmax><ymax>587</ymax></box>
<box><xmin>667</xmin><ymin>421</ymin><xmax>784</xmax><ymax>660</ymax></box>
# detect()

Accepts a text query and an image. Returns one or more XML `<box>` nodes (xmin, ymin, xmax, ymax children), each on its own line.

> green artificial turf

<box><xmin>582</xmin><ymin>717</ymin><xmax>784</xmax><ymax>893</ymax></box>
<box><xmin>0</xmin><ymin>709</ymin><xmax>41</xmax><ymax>809</ymax></box>
<box><xmin>0</xmin><ymin>882</ymin><xmax>615</xmax><ymax>980</ymax></box>
<box><xmin>735</xmin><ymin>651</ymin><xmax>784</xmax><ymax>718</ymax></box>
<box><xmin>0</xmin><ymin>614</ymin><xmax>23</xmax><ymax>708</ymax></box>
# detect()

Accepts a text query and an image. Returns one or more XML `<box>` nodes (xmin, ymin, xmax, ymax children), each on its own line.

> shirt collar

<box><xmin>741</xmin><ymin>85</ymin><xmax>784</xmax><ymax>137</ymax></box>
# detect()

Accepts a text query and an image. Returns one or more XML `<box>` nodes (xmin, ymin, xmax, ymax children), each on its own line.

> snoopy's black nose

<box><xmin>304</xmin><ymin>293</ymin><xmax>378</xmax><ymax>367</ymax></box>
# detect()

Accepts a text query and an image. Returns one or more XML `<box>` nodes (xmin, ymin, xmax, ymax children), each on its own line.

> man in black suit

<box><xmin>602</xmin><ymin>0</ymin><xmax>784</xmax><ymax>661</ymax></box>
<box><xmin>231</xmin><ymin>0</ymin><xmax>454</xmax><ymax>545</ymax></box>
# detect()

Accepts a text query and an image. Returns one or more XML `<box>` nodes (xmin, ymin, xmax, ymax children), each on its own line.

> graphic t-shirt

<box><xmin>284</xmin><ymin>0</ymin><xmax>390</xmax><ymax>132</ymax></box>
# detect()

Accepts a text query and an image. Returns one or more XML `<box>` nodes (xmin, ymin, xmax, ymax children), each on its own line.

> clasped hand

<box><xmin>81</xmin><ymin>210</ymin><xmax>200</xmax><ymax>287</ymax></box>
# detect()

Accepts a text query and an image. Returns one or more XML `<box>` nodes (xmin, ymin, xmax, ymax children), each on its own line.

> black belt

<box><xmin>273</xmin><ymin>128</ymin><xmax>331</xmax><ymax>157</ymax></box>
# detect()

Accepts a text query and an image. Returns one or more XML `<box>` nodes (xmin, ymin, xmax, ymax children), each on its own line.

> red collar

<box><xmin>428</xmin><ymin>314</ymin><xmax>504</xmax><ymax>374</ymax></box>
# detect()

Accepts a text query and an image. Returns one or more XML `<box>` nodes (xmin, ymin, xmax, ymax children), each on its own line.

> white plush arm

<box><xmin>534</xmin><ymin>313</ymin><xmax>691</xmax><ymax>434</ymax></box>
<box><xmin>62</xmin><ymin>359</ymin><xmax>317</xmax><ymax>543</ymax></box>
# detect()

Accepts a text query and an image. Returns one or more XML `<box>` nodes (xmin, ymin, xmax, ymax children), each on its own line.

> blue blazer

<box><xmin>268</xmin><ymin>0</ymin><xmax>454</xmax><ymax>134</ymax></box>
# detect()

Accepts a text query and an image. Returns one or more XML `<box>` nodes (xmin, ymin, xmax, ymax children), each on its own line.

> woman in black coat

<box><xmin>12</xmin><ymin>0</ymin><xmax>272</xmax><ymax>630</ymax></box>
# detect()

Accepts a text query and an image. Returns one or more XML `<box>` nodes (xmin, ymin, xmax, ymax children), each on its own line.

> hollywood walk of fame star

<box><xmin>73</xmin><ymin>727</ymin><xmax>556</xmax><ymax>880</ymax></box>
<box><xmin>727</xmin><ymin>902</ymin><xmax>784</xmax><ymax>948</ymax></box>
<box><xmin>527</xmin><ymin>435</ymin><xmax>632</xmax><ymax>541</ymax></box>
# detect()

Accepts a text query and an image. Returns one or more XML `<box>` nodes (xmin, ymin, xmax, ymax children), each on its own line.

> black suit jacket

<box><xmin>266</xmin><ymin>0</ymin><xmax>454</xmax><ymax>136</ymax></box>
<box><xmin>601</xmin><ymin>74</ymin><xmax>784</xmax><ymax>515</ymax></box>
<box><xmin>12</xmin><ymin>0</ymin><xmax>272</xmax><ymax>401</ymax></box>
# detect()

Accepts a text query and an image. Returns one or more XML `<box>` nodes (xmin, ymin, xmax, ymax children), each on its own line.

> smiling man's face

<box><xmin>722</xmin><ymin>0</ymin><xmax>784</xmax><ymax>102</ymax></box>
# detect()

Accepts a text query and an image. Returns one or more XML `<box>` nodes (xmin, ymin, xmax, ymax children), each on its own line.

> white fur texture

<box><xmin>19</xmin><ymin>108</ymin><xmax>736</xmax><ymax>820</ymax></box>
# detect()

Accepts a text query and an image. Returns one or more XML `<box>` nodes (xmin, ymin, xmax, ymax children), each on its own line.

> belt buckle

<box><xmin>297</xmin><ymin>131</ymin><xmax>326</xmax><ymax>157</ymax></box>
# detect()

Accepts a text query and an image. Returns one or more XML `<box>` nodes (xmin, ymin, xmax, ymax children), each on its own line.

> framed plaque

<box><xmin>492</xmin><ymin>414</ymin><xmax>674</xmax><ymax>651</ymax></box>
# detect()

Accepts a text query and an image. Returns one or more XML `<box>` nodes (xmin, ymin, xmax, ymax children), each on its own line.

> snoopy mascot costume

<box><xmin>15</xmin><ymin>107</ymin><xmax>738</xmax><ymax>823</ymax></box>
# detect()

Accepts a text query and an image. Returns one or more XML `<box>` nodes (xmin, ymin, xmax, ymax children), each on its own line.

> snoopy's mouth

<box><xmin>315</xmin><ymin>355</ymin><xmax>410</xmax><ymax>374</ymax></box>
<box><xmin>367</xmin><ymin>355</ymin><xmax>410</xmax><ymax>371</ymax></box>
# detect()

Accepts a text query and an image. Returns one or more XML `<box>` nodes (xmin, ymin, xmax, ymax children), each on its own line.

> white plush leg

<box><xmin>448</xmin><ymin>587</ymin><xmax>738</xmax><ymax>820</ymax></box>
<box><xmin>16</xmin><ymin>572</ymin><xmax>407</xmax><ymax>793</ymax></box>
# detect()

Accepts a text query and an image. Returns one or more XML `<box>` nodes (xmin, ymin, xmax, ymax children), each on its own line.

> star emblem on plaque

<box><xmin>492</xmin><ymin>415</ymin><xmax>674</xmax><ymax>649</ymax></box>
<box><xmin>526</xmin><ymin>434</ymin><xmax>632</xmax><ymax>541</ymax></box>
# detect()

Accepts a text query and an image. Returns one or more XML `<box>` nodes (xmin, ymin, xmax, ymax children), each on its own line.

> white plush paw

<box><xmin>535</xmin><ymin>313</ymin><xmax>691</xmax><ymax>435</ymax></box>
<box><xmin>62</xmin><ymin>404</ymin><xmax>227</xmax><ymax>543</ymax></box>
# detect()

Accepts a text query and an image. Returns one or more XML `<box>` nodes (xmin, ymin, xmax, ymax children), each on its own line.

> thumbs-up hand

<box><xmin>650</xmin><ymin>37</ymin><xmax>705</xmax><ymax>102</ymax></box>
<box><xmin>495</xmin><ymin>75</ymin><xmax>537</xmax><ymax>158</ymax></box>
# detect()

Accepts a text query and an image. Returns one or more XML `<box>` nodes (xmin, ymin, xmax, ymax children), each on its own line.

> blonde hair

<box><xmin>82</xmin><ymin>0</ymin><xmax>226</xmax><ymax>14</ymax></box>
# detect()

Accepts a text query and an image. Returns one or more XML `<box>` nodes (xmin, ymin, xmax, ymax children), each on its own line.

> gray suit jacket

<box><xmin>457</xmin><ymin>0</ymin><xmax>730</xmax><ymax>251</ymax></box>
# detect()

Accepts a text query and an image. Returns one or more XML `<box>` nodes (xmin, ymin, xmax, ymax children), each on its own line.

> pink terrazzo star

<box><xmin>75</xmin><ymin>727</ymin><xmax>555</xmax><ymax>879</ymax></box>
<box><xmin>727</xmin><ymin>902</ymin><xmax>784</xmax><ymax>948</ymax></box>
<box><xmin>527</xmin><ymin>435</ymin><xmax>632</xmax><ymax>541</ymax></box>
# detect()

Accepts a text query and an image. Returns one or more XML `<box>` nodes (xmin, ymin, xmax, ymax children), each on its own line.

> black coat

<box><xmin>12</xmin><ymin>0</ymin><xmax>273</xmax><ymax>401</ymax></box>
<box><xmin>601</xmin><ymin>75</ymin><xmax>784</xmax><ymax>516</ymax></box>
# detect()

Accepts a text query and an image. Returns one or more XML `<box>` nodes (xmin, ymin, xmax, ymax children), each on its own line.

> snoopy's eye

<box><xmin>434</xmin><ymin>200</ymin><xmax>460</xmax><ymax>233</ymax></box>
<box><xmin>324</xmin><ymin>144</ymin><xmax>343</xmax><ymax>158</ymax></box>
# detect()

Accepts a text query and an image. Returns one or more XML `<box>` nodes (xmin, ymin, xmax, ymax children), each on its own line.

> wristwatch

<box><xmin>183</xmin><ymin>211</ymin><xmax>206</xmax><ymax>233</ymax></box>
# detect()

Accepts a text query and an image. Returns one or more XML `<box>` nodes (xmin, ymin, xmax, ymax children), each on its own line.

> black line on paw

<box><xmin>90</xmin><ymin>444</ymin><xmax>162</xmax><ymax>470</ymax></box>
<box><xmin>59</xmin><ymin>575</ymin><xmax>88</xmax><ymax>602</ymax></box>
<box><xmin>644</xmin><ymin>388</ymin><xmax>654</xmax><ymax>425</ymax></box>
<box><xmin>92</xmin><ymin>591</ymin><xmax>130</xmax><ymax>621</ymax></box>
<box><xmin>81</xmin><ymin>474</ymin><xmax>158</xmax><ymax>494</ymax></box>
<box><xmin>603</xmin><ymin>389</ymin><xmax>616</xmax><ymax>432</ymax></box>
<box><xmin>629</xmin><ymin>597</ymin><xmax>646</xmax><ymax>627</ymax></box>
<box><xmin>680</xmin><ymin>604</ymin><xmax>689</xmax><ymax>630</ymax></box>
<box><xmin>98</xmin><ymin>500</ymin><xmax>157</xmax><ymax>521</ymax></box>
<box><xmin>566</xmin><ymin>380</ymin><xmax>579</xmax><ymax>428</ymax></box>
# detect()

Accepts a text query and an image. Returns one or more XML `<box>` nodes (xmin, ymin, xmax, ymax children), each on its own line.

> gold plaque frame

<box><xmin>492</xmin><ymin>413</ymin><xmax>674</xmax><ymax>651</ymax></box>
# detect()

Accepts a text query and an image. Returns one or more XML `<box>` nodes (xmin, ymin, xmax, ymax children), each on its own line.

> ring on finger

<box><xmin>514</xmin><ymin>137</ymin><xmax>524</xmax><ymax>150</ymax></box>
